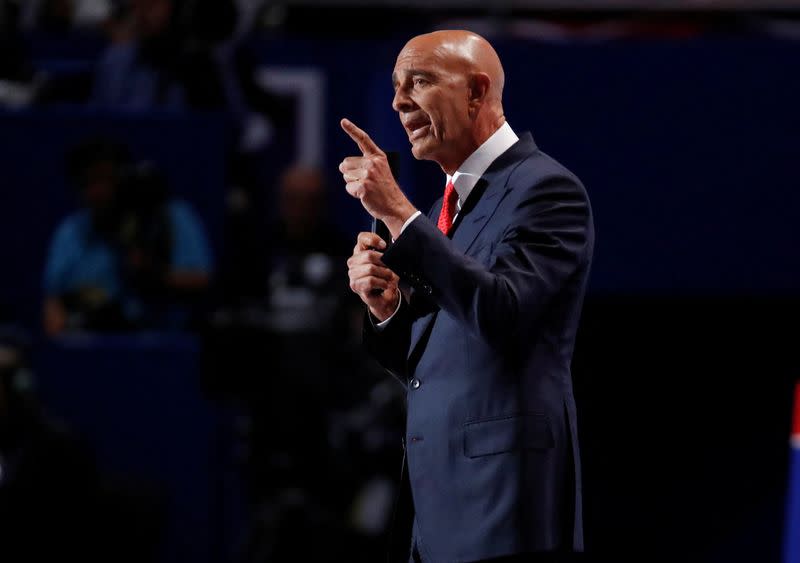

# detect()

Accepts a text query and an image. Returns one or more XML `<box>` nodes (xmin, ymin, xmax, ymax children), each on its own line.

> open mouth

<box><xmin>405</xmin><ymin>118</ymin><xmax>431</xmax><ymax>141</ymax></box>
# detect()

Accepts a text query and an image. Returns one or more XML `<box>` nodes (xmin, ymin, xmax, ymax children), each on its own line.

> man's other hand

<box><xmin>347</xmin><ymin>232</ymin><xmax>400</xmax><ymax>322</ymax></box>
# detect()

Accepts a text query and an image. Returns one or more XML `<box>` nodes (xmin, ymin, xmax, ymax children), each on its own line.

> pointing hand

<box><xmin>339</xmin><ymin>118</ymin><xmax>417</xmax><ymax>239</ymax></box>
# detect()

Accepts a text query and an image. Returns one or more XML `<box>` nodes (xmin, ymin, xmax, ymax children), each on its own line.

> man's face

<box><xmin>392</xmin><ymin>42</ymin><xmax>474</xmax><ymax>171</ymax></box>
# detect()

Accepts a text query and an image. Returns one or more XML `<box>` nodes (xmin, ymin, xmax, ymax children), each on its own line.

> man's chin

<box><xmin>410</xmin><ymin>139</ymin><xmax>436</xmax><ymax>161</ymax></box>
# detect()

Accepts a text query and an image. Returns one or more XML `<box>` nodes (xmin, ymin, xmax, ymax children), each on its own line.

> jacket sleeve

<box><xmin>362</xmin><ymin>298</ymin><xmax>413</xmax><ymax>382</ymax></box>
<box><xmin>381</xmin><ymin>175</ymin><xmax>592</xmax><ymax>349</ymax></box>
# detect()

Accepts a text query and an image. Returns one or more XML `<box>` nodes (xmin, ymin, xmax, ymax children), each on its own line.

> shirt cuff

<box><xmin>374</xmin><ymin>292</ymin><xmax>403</xmax><ymax>331</ymax></box>
<box><xmin>400</xmin><ymin>211</ymin><xmax>422</xmax><ymax>235</ymax></box>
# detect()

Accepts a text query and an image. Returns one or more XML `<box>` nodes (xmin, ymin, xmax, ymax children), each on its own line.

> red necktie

<box><xmin>437</xmin><ymin>180</ymin><xmax>458</xmax><ymax>235</ymax></box>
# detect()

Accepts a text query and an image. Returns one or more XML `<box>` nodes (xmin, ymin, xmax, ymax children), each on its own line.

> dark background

<box><xmin>0</xmin><ymin>2</ymin><xmax>798</xmax><ymax>562</ymax></box>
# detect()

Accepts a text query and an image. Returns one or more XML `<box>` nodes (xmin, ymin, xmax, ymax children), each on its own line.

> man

<box><xmin>341</xmin><ymin>30</ymin><xmax>593</xmax><ymax>562</ymax></box>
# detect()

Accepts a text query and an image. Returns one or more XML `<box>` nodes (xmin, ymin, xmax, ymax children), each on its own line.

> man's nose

<box><xmin>392</xmin><ymin>88</ymin><xmax>415</xmax><ymax>113</ymax></box>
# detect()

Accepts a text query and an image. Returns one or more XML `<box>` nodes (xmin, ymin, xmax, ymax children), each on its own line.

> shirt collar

<box><xmin>445</xmin><ymin>121</ymin><xmax>519</xmax><ymax>207</ymax></box>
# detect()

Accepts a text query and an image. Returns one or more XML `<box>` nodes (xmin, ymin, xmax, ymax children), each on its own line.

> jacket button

<box><xmin>410</xmin><ymin>378</ymin><xmax>421</xmax><ymax>390</ymax></box>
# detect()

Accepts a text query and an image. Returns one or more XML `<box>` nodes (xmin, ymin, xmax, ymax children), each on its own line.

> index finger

<box><xmin>355</xmin><ymin>231</ymin><xmax>387</xmax><ymax>252</ymax></box>
<box><xmin>341</xmin><ymin>118</ymin><xmax>383</xmax><ymax>156</ymax></box>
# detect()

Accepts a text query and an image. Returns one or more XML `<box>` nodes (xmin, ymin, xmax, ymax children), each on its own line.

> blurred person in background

<box><xmin>265</xmin><ymin>164</ymin><xmax>350</xmax><ymax>294</ymax></box>
<box><xmin>89</xmin><ymin>0</ymin><xmax>289</xmax><ymax>162</ymax></box>
<box><xmin>221</xmin><ymin>164</ymin><xmax>350</xmax><ymax>301</ymax></box>
<box><xmin>43</xmin><ymin>137</ymin><xmax>212</xmax><ymax>335</ymax></box>
<box><xmin>90</xmin><ymin>0</ymin><xmax>236</xmax><ymax>110</ymax></box>
<box><xmin>87</xmin><ymin>0</ymin><xmax>292</xmax><ymax>228</ymax></box>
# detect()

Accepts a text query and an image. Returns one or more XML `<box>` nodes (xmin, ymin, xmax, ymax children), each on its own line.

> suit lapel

<box><xmin>452</xmin><ymin>132</ymin><xmax>537</xmax><ymax>255</ymax></box>
<box><xmin>450</xmin><ymin>177</ymin><xmax>506</xmax><ymax>255</ymax></box>
<box><xmin>405</xmin><ymin>133</ymin><xmax>538</xmax><ymax>366</ymax></box>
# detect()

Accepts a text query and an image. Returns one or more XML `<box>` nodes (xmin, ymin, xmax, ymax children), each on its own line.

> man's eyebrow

<box><xmin>392</xmin><ymin>69</ymin><xmax>437</xmax><ymax>88</ymax></box>
<box><xmin>409</xmin><ymin>69</ymin><xmax>436</xmax><ymax>81</ymax></box>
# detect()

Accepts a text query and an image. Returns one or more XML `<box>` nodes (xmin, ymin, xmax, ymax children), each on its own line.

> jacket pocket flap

<box><xmin>464</xmin><ymin>413</ymin><xmax>554</xmax><ymax>458</ymax></box>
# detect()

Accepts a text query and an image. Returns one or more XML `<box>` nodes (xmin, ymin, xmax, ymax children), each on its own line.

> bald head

<box><xmin>392</xmin><ymin>30</ymin><xmax>508</xmax><ymax>173</ymax></box>
<box><xmin>404</xmin><ymin>30</ymin><xmax>505</xmax><ymax>104</ymax></box>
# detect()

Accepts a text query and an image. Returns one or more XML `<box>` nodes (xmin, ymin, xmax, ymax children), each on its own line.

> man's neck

<box><xmin>442</xmin><ymin>115</ymin><xmax>507</xmax><ymax>175</ymax></box>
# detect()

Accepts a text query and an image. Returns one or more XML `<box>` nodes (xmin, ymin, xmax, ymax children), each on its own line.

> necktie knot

<box><xmin>437</xmin><ymin>180</ymin><xmax>458</xmax><ymax>235</ymax></box>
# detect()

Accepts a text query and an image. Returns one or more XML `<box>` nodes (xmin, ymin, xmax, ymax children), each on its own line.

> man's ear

<box><xmin>468</xmin><ymin>72</ymin><xmax>491</xmax><ymax>111</ymax></box>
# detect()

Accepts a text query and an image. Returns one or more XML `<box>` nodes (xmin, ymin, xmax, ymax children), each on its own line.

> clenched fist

<box><xmin>347</xmin><ymin>232</ymin><xmax>400</xmax><ymax>322</ymax></box>
<box><xmin>339</xmin><ymin>118</ymin><xmax>418</xmax><ymax>240</ymax></box>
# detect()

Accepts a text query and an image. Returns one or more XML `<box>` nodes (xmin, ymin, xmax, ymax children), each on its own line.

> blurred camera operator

<box><xmin>43</xmin><ymin>137</ymin><xmax>212</xmax><ymax>335</ymax></box>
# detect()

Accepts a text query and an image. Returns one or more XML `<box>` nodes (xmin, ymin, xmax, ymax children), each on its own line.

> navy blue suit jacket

<box><xmin>364</xmin><ymin>133</ymin><xmax>594</xmax><ymax>562</ymax></box>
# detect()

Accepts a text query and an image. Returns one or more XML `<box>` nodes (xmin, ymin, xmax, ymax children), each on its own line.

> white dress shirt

<box><xmin>376</xmin><ymin>122</ymin><xmax>519</xmax><ymax>328</ymax></box>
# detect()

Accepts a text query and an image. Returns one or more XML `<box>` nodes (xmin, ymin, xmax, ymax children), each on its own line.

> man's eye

<box><xmin>413</xmin><ymin>78</ymin><xmax>428</xmax><ymax>87</ymax></box>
